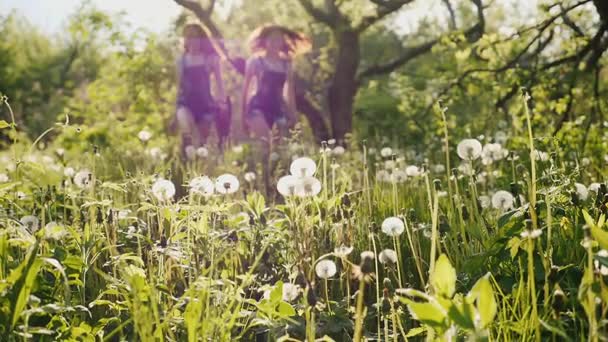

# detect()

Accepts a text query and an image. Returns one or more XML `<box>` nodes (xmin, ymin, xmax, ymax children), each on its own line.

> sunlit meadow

<box><xmin>1</xmin><ymin>94</ymin><xmax>608</xmax><ymax>341</ymax></box>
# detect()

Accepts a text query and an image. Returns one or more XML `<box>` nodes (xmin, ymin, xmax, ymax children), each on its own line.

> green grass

<box><xmin>1</xmin><ymin>96</ymin><xmax>608</xmax><ymax>341</ymax></box>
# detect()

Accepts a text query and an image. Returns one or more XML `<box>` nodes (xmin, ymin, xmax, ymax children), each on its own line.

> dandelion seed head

<box><xmin>405</xmin><ymin>165</ymin><xmax>422</xmax><ymax>177</ymax></box>
<box><xmin>282</xmin><ymin>283</ymin><xmax>300</xmax><ymax>302</ymax></box>
<box><xmin>575</xmin><ymin>183</ymin><xmax>589</xmax><ymax>201</ymax></box>
<box><xmin>74</xmin><ymin>169</ymin><xmax>93</xmax><ymax>189</ymax></box>
<box><xmin>215</xmin><ymin>174</ymin><xmax>240</xmax><ymax>194</ymax></box>
<box><xmin>277</xmin><ymin>175</ymin><xmax>300</xmax><ymax>197</ymax></box>
<box><xmin>189</xmin><ymin>176</ymin><xmax>215</xmax><ymax>196</ymax></box>
<box><xmin>290</xmin><ymin>157</ymin><xmax>317</xmax><ymax>177</ymax></box>
<box><xmin>379</xmin><ymin>249</ymin><xmax>398</xmax><ymax>265</ymax></box>
<box><xmin>138</xmin><ymin>130</ymin><xmax>152</xmax><ymax>142</ymax></box>
<box><xmin>457</xmin><ymin>139</ymin><xmax>482</xmax><ymax>161</ymax></box>
<box><xmin>381</xmin><ymin>217</ymin><xmax>405</xmax><ymax>237</ymax></box>
<box><xmin>244</xmin><ymin>172</ymin><xmax>256</xmax><ymax>182</ymax></box>
<box><xmin>332</xmin><ymin>146</ymin><xmax>345</xmax><ymax>156</ymax></box>
<box><xmin>491</xmin><ymin>190</ymin><xmax>514</xmax><ymax>211</ymax></box>
<box><xmin>152</xmin><ymin>179</ymin><xmax>176</xmax><ymax>201</ymax></box>
<box><xmin>20</xmin><ymin>215</ymin><xmax>39</xmax><ymax>233</ymax></box>
<box><xmin>334</xmin><ymin>245</ymin><xmax>353</xmax><ymax>258</ymax></box>
<box><xmin>185</xmin><ymin>145</ymin><xmax>196</xmax><ymax>160</ymax></box>
<box><xmin>315</xmin><ymin>259</ymin><xmax>337</xmax><ymax>279</ymax></box>
<box><xmin>296</xmin><ymin>176</ymin><xmax>322</xmax><ymax>197</ymax></box>
<box><xmin>380</xmin><ymin>147</ymin><xmax>393</xmax><ymax>158</ymax></box>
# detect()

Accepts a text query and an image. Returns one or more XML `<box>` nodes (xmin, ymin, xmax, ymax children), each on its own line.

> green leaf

<box><xmin>447</xmin><ymin>298</ymin><xmax>476</xmax><ymax>330</ymax></box>
<box><xmin>507</xmin><ymin>237</ymin><xmax>522</xmax><ymax>259</ymax></box>
<box><xmin>270</xmin><ymin>281</ymin><xmax>283</xmax><ymax>303</ymax></box>
<box><xmin>276</xmin><ymin>301</ymin><xmax>295</xmax><ymax>317</ymax></box>
<box><xmin>8</xmin><ymin>243</ymin><xmax>43</xmax><ymax>330</ymax></box>
<box><xmin>470</xmin><ymin>274</ymin><xmax>497</xmax><ymax>329</ymax></box>
<box><xmin>406</xmin><ymin>301</ymin><xmax>448</xmax><ymax>332</ymax></box>
<box><xmin>430</xmin><ymin>254</ymin><xmax>456</xmax><ymax>298</ymax></box>
<box><xmin>405</xmin><ymin>326</ymin><xmax>426</xmax><ymax>337</ymax></box>
<box><xmin>0</xmin><ymin>120</ymin><xmax>11</xmax><ymax>129</ymax></box>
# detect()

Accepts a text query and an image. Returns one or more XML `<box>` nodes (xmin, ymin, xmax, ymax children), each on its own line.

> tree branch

<box><xmin>357</xmin><ymin>39</ymin><xmax>437</xmax><ymax>80</ymax></box>
<box><xmin>356</xmin><ymin>0</ymin><xmax>415</xmax><ymax>32</ymax></box>
<box><xmin>442</xmin><ymin>0</ymin><xmax>457</xmax><ymax>30</ymax></box>
<box><xmin>357</xmin><ymin>0</ymin><xmax>485</xmax><ymax>80</ymax></box>
<box><xmin>296</xmin><ymin>0</ymin><xmax>336</xmax><ymax>27</ymax></box>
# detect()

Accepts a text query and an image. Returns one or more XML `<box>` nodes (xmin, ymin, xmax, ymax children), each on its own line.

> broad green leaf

<box><xmin>430</xmin><ymin>254</ymin><xmax>456</xmax><ymax>298</ymax></box>
<box><xmin>9</xmin><ymin>243</ymin><xmax>43</xmax><ymax>329</ymax></box>
<box><xmin>276</xmin><ymin>301</ymin><xmax>295</xmax><ymax>317</ymax></box>
<box><xmin>447</xmin><ymin>298</ymin><xmax>476</xmax><ymax>330</ymax></box>
<box><xmin>406</xmin><ymin>301</ymin><xmax>448</xmax><ymax>332</ymax></box>
<box><xmin>270</xmin><ymin>281</ymin><xmax>283</xmax><ymax>303</ymax></box>
<box><xmin>507</xmin><ymin>237</ymin><xmax>521</xmax><ymax>259</ymax></box>
<box><xmin>590</xmin><ymin>225</ymin><xmax>608</xmax><ymax>250</ymax></box>
<box><xmin>470</xmin><ymin>274</ymin><xmax>497</xmax><ymax>328</ymax></box>
<box><xmin>0</xmin><ymin>120</ymin><xmax>10</xmax><ymax>129</ymax></box>
<box><xmin>405</xmin><ymin>326</ymin><xmax>426</xmax><ymax>337</ymax></box>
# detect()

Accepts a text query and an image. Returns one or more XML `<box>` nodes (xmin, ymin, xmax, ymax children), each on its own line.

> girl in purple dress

<box><xmin>241</xmin><ymin>24</ymin><xmax>310</xmax><ymax>192</ymax></box>
<box><xmin>174</xmin><ymin>23</ymin><xmax>228</xmax><ymax>155</ymax></box>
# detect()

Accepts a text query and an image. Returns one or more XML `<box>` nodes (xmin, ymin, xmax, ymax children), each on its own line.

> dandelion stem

<box><xmin>353</xmin><ymin>279</ymin><xmax>367</xmax><ymax>342</ymax></box>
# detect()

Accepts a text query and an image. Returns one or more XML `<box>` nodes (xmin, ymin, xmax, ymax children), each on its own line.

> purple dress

<box><xmin>246</xmin><ymin>57</ymin><xmax>289</xmax><ymax>127</ymax></box>
<box><xmin>176</xmin><ymin>54</ymin><xmax>219</xmax><ymax>123</ymax></box>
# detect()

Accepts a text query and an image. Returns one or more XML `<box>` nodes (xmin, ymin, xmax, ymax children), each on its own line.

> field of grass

<box><xmin>1</xmin><ymin>96</ymin><xmax>608</xmax><ymax>341</ymax></box>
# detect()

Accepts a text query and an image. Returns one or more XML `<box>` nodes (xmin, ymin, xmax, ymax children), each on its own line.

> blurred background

<box><xmin>1</xmin><ymin>0</ymin><xmax>606</xmax><ymax>156</ymax></box>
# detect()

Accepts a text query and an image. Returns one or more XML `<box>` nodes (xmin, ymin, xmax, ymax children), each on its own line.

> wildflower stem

<box><xmin>324</xmin><ymin>278</ymin><xmax>332</xmax><ymax>314</ymax></box>
<box><xmin>353</xmin><ymin>279</ymin><xmax>367</xmax><ymax>342</ymax></box>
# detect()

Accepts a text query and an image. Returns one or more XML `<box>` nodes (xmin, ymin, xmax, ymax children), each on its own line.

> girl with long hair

<box><xmin>174</xmin><ymin>23</ymin><xmax>228</xmax><ymax>155</ymax></box>
<box><xmin>240</xmin><ymin>24</ymin><xmax>310</xmax><ymax>193</ymax></box>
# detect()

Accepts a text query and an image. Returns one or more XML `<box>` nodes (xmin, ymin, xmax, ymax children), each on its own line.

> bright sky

<box><xmin>2</xmin><ymin>0</ymin><xmax>538</xmax><ymax>35</ymax></box>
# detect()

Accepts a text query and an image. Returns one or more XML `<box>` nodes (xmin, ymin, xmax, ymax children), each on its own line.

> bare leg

<box><xmin>197</xmin><ymin>114</ymin><xmax>213</xmax><ymax>147</ymax></box>
<box><xmin>247</xmin><ymin>111</ymin><xmax>272</xmax><ymax>195</ymax></box>
<box><xmin>176</xmin><ymin>106</ymin><xmax>200</xmax><ymax>148</ymax></box>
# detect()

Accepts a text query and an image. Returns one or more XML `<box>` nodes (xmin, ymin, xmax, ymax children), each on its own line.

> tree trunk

<box><xmin>295</xmin><ymin>93</ymin><xmax>330</xmax><ymax>142</ymax></box>
<box><xmin>328</xmin><ymin>29</ymin><xmax>360</xmax><ymax>142</ymax></box>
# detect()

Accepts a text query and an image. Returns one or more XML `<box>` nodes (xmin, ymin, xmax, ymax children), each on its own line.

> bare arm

<box><xmin>212</xmin><ymin>57</ymin><xmax>227</xmax><ymax>104</ymax></box>
<box><xmin>241</xmin><ymin>59</ymin><xmax>255</xmax><ymax>130</ymax></box>
<box><xmin>285</xmin><ymin>61</ymin><xmax>297</xmax><ymax>124</ymax></box>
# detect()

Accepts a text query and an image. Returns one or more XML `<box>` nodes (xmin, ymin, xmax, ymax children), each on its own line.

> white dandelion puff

<box><xmin>295</xmin><ymin>176</ymin><xmax>322</xmax><ymax>197</ymax></box>
<box><xmin>290</xmin><ymin>157</ymin><xmax>317</xmax><ymax>177</ymax></box>
<box><xmin>380</xmin><ymin>147</ymin><xmax>393</xmax><ymax>158</ymax></box>
<box><xmin>184</xmin><ymin>145</ymin><xmax>196</xmax><ymax>160</ymax></box>
<box><xmin>381</xmin><ymin>217</ymin><xmax>405</xmax><ymax>236</ymax></box>
<box><xmin>334</xmin><ymin>245</ymin><xmax>354</xmax><ymax>258</ymax></box>
<box><xmin>215</xmin><ymin>174</ymin><xmax>240</xmax><ymax>194</ymax></box>
<box><xmin>391</xmin><ymin>170</ymin><xmax>407</xmax><ymax>183</ymax></box>
<box><xmin>74</xmin><ymin>169</ymin><xmax>93</xmax><ymax>189</ymax></box>
<box><xmin>277</xmin><ymin>175</ymin><xmax>300</xmax><ymax>197</ymax></box>
<box><xmin>315</xmin><ymin>259</ymin><xmax>337</xmax><ymax>279</ymax></box>
<box><xmin>244</xmin><ymin>172</ymin><xmax>256</xmax><ymax>182</ymax></box>
<box><xmin>332</xmin><ymin>146</ymin><xmax>345</xmax><ymax>156</ymax></box>
<box><xmin>379</xmin><ymin>249</ymin><xmax>398</xmax><ymax>265</ymax></box>
<box><xmin>63</xmin><ymin>167</ymin><xmax>75</xmax><ymax>178</ymax></box>
<box><xmin>189</xmin><ymin>176</ymin><xmax>215</xmax><ymax>196</ymax></box>
<box><xmin>492</xmin><ymin>191</ymin><xmax>514</xmax><ymax>211</ymax></box>
<box><xmin>405</xmin><ymin>165</ymin><xmax>422</xmax><ymax>177</ymax></box>
<box><xmin>457</xmin><ymin>139</ymin><xmax>482</xmax><ymax>161</ymax></box>
<box><xmin>20</xmin><ymin>215</ymin><xmax>39</xmax><ymax>233</ymax></box>
<box><xmin>138</xmin><ymin>130</ymin><xmax>152</xmax><ymax>142</ymax></box>
<box><xmin>575</xmin><ymin>183</ymin><xmax>589</xmax><ymax>201</ymax></box>
<box><xmin>282</xmin><ymin>283</ymin><xmax>300</xmax><ymax>302</ymax></box>
<box><xmin>589</xmin><ymin>183</ymin><xmax>601</xmax><ymax>193</ymax></box>
<box><xmin>152</xmin><ymin>179</ymin><xmax>176</xmax><ymax>201</ymax></box>
<box><xmin>44</xmin><ymin>222</ymin><xmax>67</xmax><ymax>240</ymax></box>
